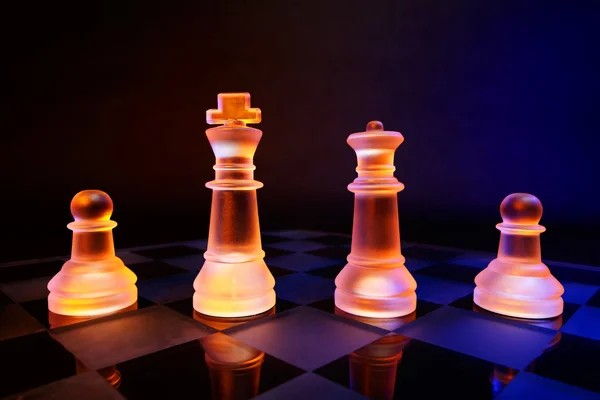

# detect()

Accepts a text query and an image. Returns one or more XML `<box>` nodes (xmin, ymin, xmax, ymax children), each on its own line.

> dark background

<box><xmin>2</xmin><ymin>1</ymin><xmax>599</xmax><ymax>265</ymax></box>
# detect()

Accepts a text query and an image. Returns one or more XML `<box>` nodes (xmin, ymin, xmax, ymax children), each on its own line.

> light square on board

<box><xmin>254</xmin><ymin>373</ymin><xmax>368</xmax><ymax>400</ymax></box>
<box><xmin>396</xmin><ymin>306</ymin><xmax>557</xmax><ymax>369</ymax></box>
<box><xmin>0</xmin><ymin>303</ymin><xmax>46</xmax><ymax>341</ymax></box>
<box><xmin>50</xmin><ymin>306</ymin><xmax>215</xmax><ymax>370</ymax></box>
<box><xmin>560</xmin><ymin>305</ymin><xmax>600</xmax><ymax>341</ymax></box>
<box><xmin>4</xmin><ymin>371</ymin><xmax>126</xmax><ymax>400</ymax></box>
<box><xmin>0</xmin><ymin>276</ymin><xmax>51</xmax><ymax>303</ymax></box>
<box><xmin>561</xmin><ymin>282</ymin><xmax>599</xmax><ymax>305</ymax></box>
<box><xmin>227</xmin><ymin>306</ymin><xmax>387</xmax><ymax>371</ymax></box>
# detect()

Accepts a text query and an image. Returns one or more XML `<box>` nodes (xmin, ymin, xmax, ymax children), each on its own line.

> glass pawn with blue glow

<box><xmin>474</xmin><ymin>193</ymin><xmax>564</xmax><ymax>319</ymax></box>
<box><xmin>335</xmin><ymin>121</ymin><xmax>417</xmax><ymax>318</ymax></box>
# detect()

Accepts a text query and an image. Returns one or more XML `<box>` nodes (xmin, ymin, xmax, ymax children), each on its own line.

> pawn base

<box><xmin>48</xmin><ymin>287</ymin><xmax>138</xmax><ymax>317</ymax></box>
<box><xmin>473</xmin><ymin>287</ymin><xmax>563</xmax><ymax>319</ymax></box>
<box><xmin>335</xmin><ymin>288</ymin><xmax>416</xmax><ymax>319</ymax></box>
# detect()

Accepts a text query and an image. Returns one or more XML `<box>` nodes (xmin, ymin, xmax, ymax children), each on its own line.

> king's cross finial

<box><xmin>206</xmin><ymin>92</ymin><xmax>262</xmax><ymax>125</ymax></box>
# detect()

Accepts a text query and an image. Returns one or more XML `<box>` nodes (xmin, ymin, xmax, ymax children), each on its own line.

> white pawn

<box><xmin>47</xmin><ymin>190</ymin><xmax>138</xmax><ymax>317</ymax></box>
<box><xmin>474</xmin><ymin>193</ymin><xmax>564</xmax><ymax>319</ymax></box>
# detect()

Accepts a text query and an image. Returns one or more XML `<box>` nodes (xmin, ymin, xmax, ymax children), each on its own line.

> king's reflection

<box><xmin>200</xmin><ymin>333</ymin><xmax>265</xmax><ymax>400</ymax></box>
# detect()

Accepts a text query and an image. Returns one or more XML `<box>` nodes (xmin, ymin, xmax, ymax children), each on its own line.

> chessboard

<box><xmin>1</xmin><ymin>230</ymin><xmax>600</xmax><ymax>399</ymax></box>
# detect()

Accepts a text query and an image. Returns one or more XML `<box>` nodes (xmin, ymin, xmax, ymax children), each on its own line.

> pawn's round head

<box><xmin>70</xmin><ymin>190</ymin><xmax>113</xmax><ymax>221</ymax></box>
<box><xmin>500</xmin><ymin>193</ymin><xmax>543</xmax><ymax>225</ymax></box>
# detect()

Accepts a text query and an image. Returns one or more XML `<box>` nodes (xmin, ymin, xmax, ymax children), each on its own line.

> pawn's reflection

<box><xmin>200</xmin><ymin>333</ymin><xmax>265</xmax><ymax>400</ymax></box>
<box><xmin>487</xmin><ymin>307</ymin><xmax>563</xmax><ymax>397</ymax></box>
<box><xmin>48</xmin><ymin>301</ymin><xmax>138</xmax><ymax>389</ymax></box>
<box><xmin>473</xmin><ymin>302</ymin><xmax>564</xmax><ymax>330</ymax></box>
<box><xmin>335</xmin><ymin>308</ymin><xmax>412</xmax><ymax>400</ymax></box>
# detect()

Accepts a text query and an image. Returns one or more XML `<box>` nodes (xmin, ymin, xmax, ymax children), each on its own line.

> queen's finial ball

<box><xmin>500</xmin><ymin>193</ymin><xmax>543</xmax><ymax>225</ymax></box>
<box><xmin>70</xmin><ymin>190</ymin><xmax>113</xmax><ymax>221</ymax></box>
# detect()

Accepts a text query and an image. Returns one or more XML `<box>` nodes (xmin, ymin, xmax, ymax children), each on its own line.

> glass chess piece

<box><xmin>335</xmin><ymin>121</ymin><xmax>417</xmax><ymax>318</ymax></box>
<box><xmin>193</xmin><ymin>93</ymin><xmax>275</xmax><ymax>318</ymax></box>
<box><xmin>47</xmin><ymin>190</ymin><xmax>137</xmax><ymax>317</ymax></box>
<box><xmin>474</xmin><ymin>193</ymin><xmax>564</xmax><ymax>319</ymax></box>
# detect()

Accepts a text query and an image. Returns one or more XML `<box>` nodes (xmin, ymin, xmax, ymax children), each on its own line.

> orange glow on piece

<box><xmin>334</xmin><ymin>121</ymin><xmax>417</xmax><ymax>318</ymax></box>
<box><xmin>47</xmin><ymin>190</ymin><xmax>138</xmax><ymax>317</ymax></box>
<box><xmin>193</xmin><ymin>93</ymin><xmax>275</xmax><ymax>318</ymax></box>
<box><xmin>474</xmin><ymin>193</ymin><xmax>564</xmax><ymax>319</ymax></box>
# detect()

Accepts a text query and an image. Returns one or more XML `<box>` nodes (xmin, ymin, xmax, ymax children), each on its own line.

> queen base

<box><xmin>473</xmin><ymin>287</ymin><xmax>563</xmax><ymax>319</ymax></box>
<box><xmin>335</xmin><ymin>288</ymin><xmax>416</xmax><ymax>319</ymax></box>
<box><xmin>193</xmin><ymin>259</ymin><xmax>276</xmax><ymax>318</ymax></box>
<box><xmin>48</xmin><ymin>288</ymin><xmax>138</xmax><ymax>317</ymax></box>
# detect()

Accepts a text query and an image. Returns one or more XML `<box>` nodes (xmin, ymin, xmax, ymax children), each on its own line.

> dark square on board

<box><xmin>525</xmin><ymin>332</ymin><xmax>600</xmax><ymax>393</ymax></box>
<box><xmin>268</xmin><ymin>265</ymin><xmax>297</xmax><ymax>278</ymax></box>
<box><xmin>133</xmin><ymin>245</ymin><xmax>203</xmax><ymax>259</ymax></box>
<box><xmin>415</xmin><ymin>262</ymin><xmax>481</xmax><ymax>284</ymax></box>
<box><xmin>115</xmin><ymin>335</ymin><xmax>305</xmax><ymax>399</ymax></box>
<box><xmin>311</xmin><ymin>235</ymin><xmax>352</xmax><ymax>246</ymax></box>
<box><xmin>306</xmin><ymin>264</ymin><xmax>346</xmax><ymax>279</ymax></box>
<box><xmin>0</xmin><ymin>260</ymin><xmax>64</xmax><ymax>283</ymax></box>
<box><xmin>306</xmin><ymin>246</ymin><xmax>349</xmax><ymax>261</ymax></box>
<box><xmin>547</xmin><ymin>264</ymin><xmax>600</xmax><ymax>286</ymax></box>
<box><xmin>401</xmin><ymin>246</ymin><xmax>462</xmax><ymax>262</ymax></box>
<box><xmin>0</xmin><ymin>289</ymin><xmax>14</xmax><ymax>305</ymax></box>
<box><xmin>128</xmin><ymin>261</ymin><xmax>190</xmax><ymax>281</ymax></box>
<box><xmin>585</xmin><ymin>288</ymin><xmax>600</xmax><ymax>308</ymax></box>
<box><xmin>263</xmin><ymin>247</ymin><xmax>296</xmax><ymax>258</ymax></box>
<box><xmin>0</xmin><ymin>331</ymin><xmax>78</xmax><ymax>398</ymax></box>
<box><xmin>261</xmin><ymin>234</ymin><xmax>287</xmax><ymax>245</ymax></box>
<box><xmin>315</xmin><ymin>335</ymin><xmax>514</xmax><ymax>399</ymax></box>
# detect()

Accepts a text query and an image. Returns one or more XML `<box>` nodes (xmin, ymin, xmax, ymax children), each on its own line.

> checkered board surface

<box><xmin>1</xmin><ymin>230</ymin><xmax>600</xmax><ymax>399</ymax></box>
